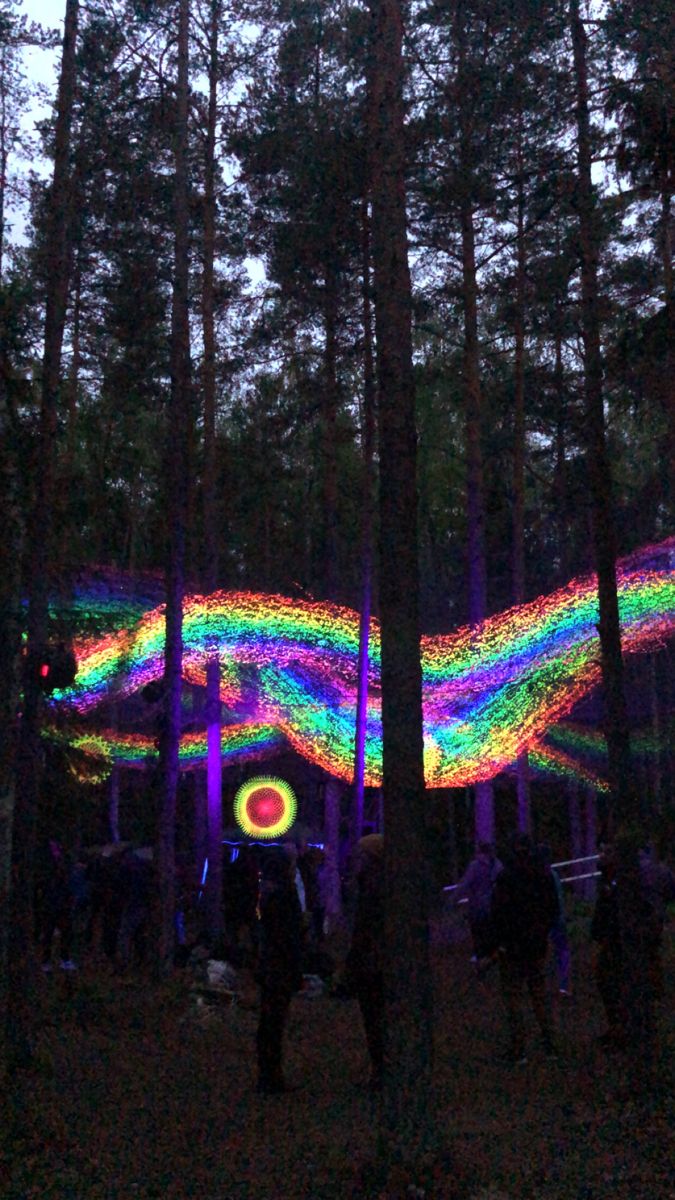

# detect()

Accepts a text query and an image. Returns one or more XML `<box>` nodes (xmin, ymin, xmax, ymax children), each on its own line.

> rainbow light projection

<box><xmin>48</xmin><ymin>537</ymin><xmax>675</xmax><ymax>788</ymax></box>
<box><xmin>46</xmin><ymin>723</ymin><xmax>285</xmax><ymax>774</ymax></box>
<box><xmin>234</xmin><ymin>776</ymin><xmax>297</xmax><ymax>838</ymax></box>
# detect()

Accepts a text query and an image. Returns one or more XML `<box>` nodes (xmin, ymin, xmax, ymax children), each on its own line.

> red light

<box><xmin>246</xmin><ymin>787</ymin><xmax>284</xmax><ymax>828</ymax></box>
<box><xmin>40</xmin><ymin>663</ymin><xmax>50</xmax><ymax>678</ymax></box>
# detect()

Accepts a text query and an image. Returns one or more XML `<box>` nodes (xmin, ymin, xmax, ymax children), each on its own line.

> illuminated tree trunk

<box><xmin>156</xmin><ymin>0</ymin><xmax>191</xmax><ymax>979</ymax></box>
<box><xmin>513</xmin><ymin>127</ymin><xmax>530</xmax><ymax>833</ymax></box>
<box><xmin>660</xmin><ymin>182</ymin><xmax>674</xmax><ymax>523</ymax></box>
<box><xmin>565</xmin><ymin>781</ymin><xmax>581</xmax><ymax>896</ymax></box>
<box><xmin>570</xmin><ymin>0</ymin><xmax>632</xmax><ymax>810</ymax></box>
<box><xmin>461</xmin><ymin>196</ymin><xmax>493</xmax><ymax>844</ymax></box>
<box><xmin>584</xmin><ymin>786</ymin><xmax>597</xmax><ymax>903</ymax></box>
<box><xmin>201</xmin><ymin>0</ymin><xmax>223</xmax><ymax>947</ymax></box>
<box><xmin>368</xmin><ymin>0</ymin><xmax>434</xmax><ymax>1166</ymax></box>
<box><xmin>457</xmin><ymin>10</ymin><xmax>493</xmax><ymax>845</ymax></box>
<box><xmin>322</xmin><ymin>254</ymin><xmax>340</xmax><ymax>601</ymax></box>
<box><xmin>8</xmin><ymin>0</ymin><xmax>78</xmax><ymax>1067</ymax></box>
<box><xmin>570</xmin><ymin>0</ymin><xmax>652</xmax><ymax>1063</ymax></box>
<box><xmin>553</xmin><ymin>297</ymin><xmax>569</xmax><ymax>587</ymax></box>
<box><xmin>322</xmin><ymin>777</ymin><xmax>342</xmax><ymax>931</ymax></box>
<box><xmin>353</xmin><ymin>196</ymin><xmax>376</xmax><ymax>844</ymax></box>
<box><xmin>109</xmin><ymin>765</ymin><xmax>120</xmax><ymax>844</ymax></box>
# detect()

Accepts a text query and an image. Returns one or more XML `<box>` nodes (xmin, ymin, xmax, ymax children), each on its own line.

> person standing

<box><xmin>489</xmin><ymin>833</ymin><xmax>559</xmax><ymax>1064</ymax></box>
<box><xmin>344</xmin><ymin>834</ymin><xmax>384</xmax><ymax>1088</ymax></box>
<box><xmin>591</xmin><ymin>842</ymin><xmax>625</xmax><ymax>1047</ymax></box>
<box><xmin>453</xmin><ymin>841</ymin><xmax>503</xmax><ymax>961</ymax></box>
<box><xmin>638</xmin><ymin>844</ymin><xmax>675</xmax><ymax>1000</ymax></box>
<box><xmin>37</xmin><ymin>840</ymin><xmax>77</xmax><ymax>972</ymax></box>
<box><xmin>538</xmin><ymin>843</ymin><xmax>572</xmax><ymax>997</ymax></box>
<box><xmin>116</xmin><ymin>847</ymin><xmax>153</xmax><ymax>972</ymax></box>
<box><xmin>255</xmin><ymin>847</ymin><xmax>304</xmax><ymax>1094</ymax></box>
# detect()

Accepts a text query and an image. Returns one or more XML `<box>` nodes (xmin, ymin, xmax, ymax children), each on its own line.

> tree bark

<box><xmin>109</xmin><ymin>765</ymin><xmax>120</xmax><ymax>844</ymax></box>
<box><xmin>460</xmin><ymin>202</ymin><xmax>494</xmax><ymax>845</ymax></box>
<box><xmin>571</xmin><ymin>0</ymin><xmax>651</xmax><ymax>1062</ymax></box>
<box><xmin>201</xmin><ymin>0</ymin><xmax>223</xmax><ymax>948</ymax></box>
<box><xmin>368</xmin><ymin>0</ymin><xmax>434</xmax><ymax>1166</ymax></box>
<box><xmin>567</xmin><ymin>780</ymin><xmax>583</xmax><ymax>899</ymax></box>
<box><xmin>584</xmin><ymin>786</ymin><xmax>597</xmax><ymax>903</ymax></box>
<box><xmin>455</xmin><ymin>9</ymin><xmax>493</xmax><ymax>846</ymax></box>
<box><xmin>8</xmin><ymin>0</ymin><xmax>79</xmax><ymax>1068</ymax></box>
<box><xmin>513</xmin><ymin>124</ymin><xmax>530</xmax><ymax>832</ymax></box>
<box><xmin>570</xmin><ymin>0</ymin><xmax>631</xmax><ymax>813</ymax></box>
<box><xmin>553</xmin><ymin>298</ymin><xmax>569</xmax><ymax>586</ymax></box>
<box><xmin>0</xmin><ymin>394</ymin><xmax>23</xmax><ymax>1080</ymax></box>
<box><xmin>353</xmin><ymin>196</ymin><xmax>376</xmax><ymax>845</ymax></box>
<box><xmin>322</xmin><ymin>777</ymin><xmax>342</xmax><ymax>933</ymax></box>
<box><xmin>660</xmin><ymin>181</ymin><xmax>675</xmax><ymax>523</ymax></box>
<box><xmin>156</xmin><ymin>0</ymin><xmax>191</xmax><ymax>979</ymax></box>
<box><xmin>322</xmin><ymin>254</ymin><xmax>340</xmax><ymax>601</ymax></box>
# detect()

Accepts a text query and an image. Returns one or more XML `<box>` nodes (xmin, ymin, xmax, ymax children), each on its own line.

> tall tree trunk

<box><xmin>108</xmin><ymin>702</ymin><xmax>121</xmax><ymax>844</ymax></box>
<box><xmin>7</xmin><ymin>0</ymin><xmax>78</xmax><ymax>1068</ymax></box>
<box><xmin>660</xmin><ymin>181</ymin><xmax>675</xmax><ymax>523</ymax></box>
<box><xmin>0</xmin><ymin>400</ymin><xmax>23</xmax><ymax>1080</ymax></box>
<box><xmin>553</xmin><ymin>298</ymin><xmax>569</xmax><ymax>586</ymax></box>
<box><xmin>455</xmin><ymin>10</ymin><xmax>492</xmax><ymax>846</ymax></box>
<box><xmin>567</xmin><ymin>780</ymin><xmax>583</xmax><ymax>898</ymax></box>
<box><xmin>0</xmin><ymin>43</ymin><xmax>9</xmax><ymax>284</ymax></box>
<box><xmin>322</xmin><ymin>777</ymin><xmax>342</xmax><ymax>934</ymax></box>
<box><xmin>570</xmin><ymin>0</ymin><xmax>651</xmax><ymax>1062</ymax></box>
<box><xmin>156</xmin><ymin>0</ymin><xmax>191</xmax><ymax>979</ymax></box>
<box><xmin>321</xmin><ymin>254</ymin><xmax>342</xmax><ymax>912</ymax></box>
<box><xmin>368</xmin><ymin>0</ymin><xmax>434</xmax><ymax>1168</ymax></box>
<box><xmin>513</xmin><ymin>126</ymin><xmax>530</xmax><ymax>832</ymax></box>
<box><xmin>460</xmin><ymin>198</ymin><xmax>493</xmax><ymax>843</ymax></box>
<box><xmin>201</xmin><ymin>0</ymin><xmax>223</xmax><ymax>948</ymax></box>
<box><xmin>322</xmin><ymin>254</ymin><xmax>340</xmax><ymax>601</ymax></box>
<box><xmin>649</xmin><ymin>654</ymin><xmax>662</xmax><ymax>815</ymax></box>
<box><xmin>584</xmin><ymin>786</ymin><xmax>597</xmax><ymax>903</ymax></box>
<box><xmin>570</xmin><ymin>0</ymin><xmax>631</xmax><ymax>809</ymax></box>
<box><xmin>353</xmin><ymin>196</ymin><xmax>376</xmax><ymax>845</ymax></box>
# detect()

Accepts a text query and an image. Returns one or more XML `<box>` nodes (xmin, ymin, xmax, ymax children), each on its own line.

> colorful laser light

<box><xmin>234</xmin><ymin>776</ymin><xmax>297</xmax><ymax>839</ymax></box>
<box><xmin>47</xmin><ymin>537</ymin><xmax>675</xmax><ymax>788</ymax></box>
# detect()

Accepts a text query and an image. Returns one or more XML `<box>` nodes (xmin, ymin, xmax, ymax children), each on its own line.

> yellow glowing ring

<box><xmin>234</xmin><ymin>776</ymin><xmax>297</xmax><ymax>839</ymax></box>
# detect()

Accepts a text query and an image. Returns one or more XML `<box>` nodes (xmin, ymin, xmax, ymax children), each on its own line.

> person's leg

<box><xmin>550</xmin><ymin>921</ymin><xmax>571</xmax><ymax>993</ymax></box>
<box><xmin>116</xmin><ymin>907</ymin><xmax>133</xmax><ymax>971</ymax></box>
<box><xmin>257</xmin><ymin>987</ymin><xmax>292</xmax><ymax>1090</ymax></box>
<box><xmin>41</xmin><ymin>910</ymin><xmax>57</xmax><ymax>967</ymax></box>
<box><xmin>500</xmin><ymin>954</ymin><xmax>526</xmax><ymax>1059</ymax></box>
<box><xmin>132</xmin><ymin>910</ymin><xmax>149</xmax><ymax>966</ymax></box>
<box><xmin>471</xmin><ymin>913</ymin><xmax>493</xmax><ymax>959</ymax></box>
<box><xmin>356</xmin><ymin>973</ymin><xmax>384</xmax><ymax>1083</ymax></box>
<box><xmin>526</xmin><ymin>958</ymin><xmax>555</xmax><ymax>1048</ymax></box>
<box><xmin>647</xmin><ymin>936</ymin><xmax>664</xmax><ymax>1001</ymax></box>
<box><xmin>57</xmin><ymin>907</ymin><xmax>74</xmax><ymax>964</ymax></box>
<box><xmin>595</xmin><ymin>945</ymin><xmax>626</xmax><ymax>1042</ymax></box>
<box><xmin>312</xmin><ymin>906</ymin><xmax>325</xmax><ymax>944</ymax></box>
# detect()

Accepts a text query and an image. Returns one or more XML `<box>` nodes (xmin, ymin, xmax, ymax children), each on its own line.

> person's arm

<box><xmin>453</xmin><ymin>861</ymin><xmax>475</xmax><ymax>906</ymax></box>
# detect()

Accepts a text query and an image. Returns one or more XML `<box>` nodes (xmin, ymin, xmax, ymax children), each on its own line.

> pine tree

<box><xmin>367</xmin><ymin>0</ymin><xmax>434</xmax><ymax>1172</ymax></box>
<box><xmin>8</xmin><ymin>0</ymin><xmax>79</xmax><ymax>1068</ymax></box>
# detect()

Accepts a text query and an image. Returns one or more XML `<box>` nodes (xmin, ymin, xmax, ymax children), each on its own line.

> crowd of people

<box><xmin>34</xmin><ymin>827</ymin><xmax>675</xmax><ymax>1093</ymax></box>
<box><xmin>35</xmin><ymin>840</ymin><xmax>156</xmax><ymax>974</ymax></box>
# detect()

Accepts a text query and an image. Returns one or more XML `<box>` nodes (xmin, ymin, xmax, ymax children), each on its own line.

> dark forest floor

<box><xmin>2</xmin><ymin>906</ymin><xmax>675</xmax><ymax>1200</ymax></box>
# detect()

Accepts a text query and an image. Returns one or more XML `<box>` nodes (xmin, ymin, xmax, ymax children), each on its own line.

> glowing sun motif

<box><xmin>234</xmin><ymin>776</ymin><xmax>297</xmax><ymax>839</ymax></box>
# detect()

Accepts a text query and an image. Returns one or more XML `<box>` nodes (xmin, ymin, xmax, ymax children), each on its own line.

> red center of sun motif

<box><xmin>246</xmin><ymin>786</ymin><xmax>285</xmax><ymax>828</ymax></box>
